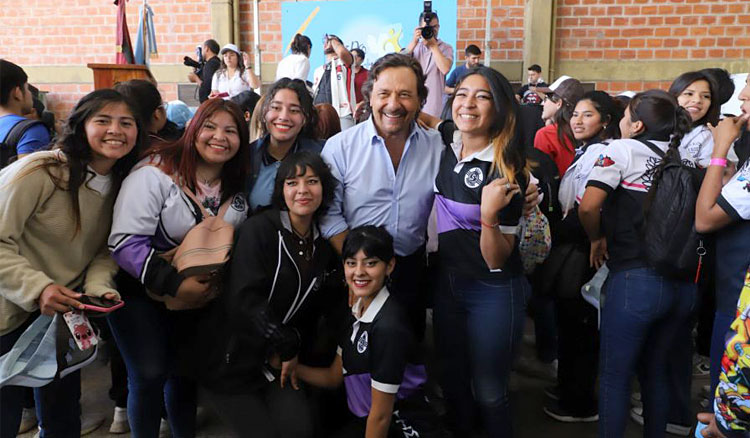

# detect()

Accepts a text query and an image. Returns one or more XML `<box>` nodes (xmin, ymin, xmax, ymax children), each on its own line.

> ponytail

<box><xmin>665</xmin><ymin>105</ymin><xmax>693</xmax><ymax>161</ymax></box>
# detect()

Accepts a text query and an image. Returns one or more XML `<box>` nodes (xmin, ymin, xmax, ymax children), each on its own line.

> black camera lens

<box><xmin>421</xmin><ymin>25</ymin><xmax>434</xmax><ymax>40</ymax></box>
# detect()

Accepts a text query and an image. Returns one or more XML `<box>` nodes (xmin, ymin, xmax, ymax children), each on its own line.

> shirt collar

<box><xmin>261</xmin><ymin>134</ymin><xmax>299</xmax><ymax>166</ymax></box>
<box><xmin>279</xmin><ymin>210</ymin><xmax>320</xmax><ymax>240</ymax></box>
<box><xmin>450</xmin><ymin>130</ymin><xmax>494</xmax><ymax>163</ymax></box>
<box><xmin>351</xmin><ymin>287</ymin><xmax>390</xmax><ymax>324</ymax></box>
<box><xmin>364</xmin><ymin>117</ymin><xmax>420</xmax><ymax>146</ymax></box>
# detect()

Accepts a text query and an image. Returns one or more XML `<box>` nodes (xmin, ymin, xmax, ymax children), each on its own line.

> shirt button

<box><xmin>299</xmin><ymin>241</ymin><xmax>304</xmax><ymax>245</ymax></box>
<box><xmin>299</xmin><ymin>251</ymin><xmax>304</xmax><ymax>256</ymax></box>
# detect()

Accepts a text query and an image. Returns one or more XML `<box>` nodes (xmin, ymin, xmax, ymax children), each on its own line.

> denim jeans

<box><xmin>433</xmin><ymin>272</ymin><xmax>528</xmax><ymax>438</ymax></box>
<box><xmin>0</xmin><ymin>314</ymin><xmax>81</xmax><ymax>438</ymax></box>
<box><xmin>107</xmin><ymin>293</ymin><xmax>196</xmax><ymax>438</ymax></box>
<box><xmin>710</xmin><ymin>310</ymin><xmax>735</xmax><ymax>394</ymax></box>
<box><xmin>598</xmin><ymin>267</ymin><xmax>697</xmax><ymax>438</ymax></box>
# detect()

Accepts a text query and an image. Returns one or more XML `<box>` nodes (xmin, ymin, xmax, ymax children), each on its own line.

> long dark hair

<box><xmin>113</xmin><ymin>79</ymin><xmax>163</xmax><ymax>135</ymax></box>
<box><xmin>668</xmin><ymin>71</ymin><xmax>720</xmax><ymax>127</ymax></box>
<box><xmin>260</xmin><ymin>78</ymin><xmax>317</xmax><ymax>139</ymax></box>
<box><xmin>446</xmin><ymin>66</ymin><xmax>528</xmax><ymax>183</ymax></box>
<box><xmin>144</xmin><ymin>98</ymin><xmax>250</xmax><ymax>202</ymax></box>
<box><xmin>217</xmin><ymin>48</ymin><xmax>250</xmax><ymax>86</ymax></box>
<box><xmin>552</xmin><ymin>95</ymin><xmax>578</xmax><ymax>153</ymax></box>
<box><xmin>574</xmin><ymin>90</ymin><xmax>623</xmax><ymax>144</ymax></box>
<box><xmin>629</xmin><ymin>89</ymin><xmax>693</xmax><ymax>166</ymax></box>
<box><xmin>33</xmin><ymin>89</ymin><xmax>146</xmax><ymax>232</ymax></box>
<box><xmin>290</xmin><ymin>34</ymin><xmax>312</xmax><ymax>56</ymax></box>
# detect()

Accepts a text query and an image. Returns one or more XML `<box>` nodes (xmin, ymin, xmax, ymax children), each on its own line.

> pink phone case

<box><xmin>80</xmin><ymin>299</ymin><xmax>124</xmax><ymax>313</ymax></box>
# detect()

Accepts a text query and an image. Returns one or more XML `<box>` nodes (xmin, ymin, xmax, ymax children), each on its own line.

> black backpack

<box><xmin>640</xmin><ymin>139</ymin><xmax>705</xmax><ymax>281</ymax></box>
<box><xmin>1</xmin><ymin>118</ymin><xmax>43</xmax><ymax>168</ymax></box>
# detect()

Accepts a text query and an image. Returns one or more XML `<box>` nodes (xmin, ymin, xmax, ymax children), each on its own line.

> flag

<box><xmin>115</xmin><ymin>0</ymin><xmax>135</xmax><ymax>64</ymax></box>
<box><xmin>134</xmin><ymin>2</ymin><xmax>158</xmax><ymax>66</ymax></box>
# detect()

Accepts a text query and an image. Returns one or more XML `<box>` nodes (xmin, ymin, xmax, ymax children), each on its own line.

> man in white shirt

<box><xmin>313</xmin><ymin>35</ymin><xmax>356</xmax><ymax>130</ymax></box>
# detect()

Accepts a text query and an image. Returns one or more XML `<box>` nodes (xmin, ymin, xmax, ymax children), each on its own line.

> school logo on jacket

<box><xmin>464</xmin><ymin>167</ymin><xmax>484</xmax><ymax>188</ymax></box>
<box><xmin>357</xmin><ymin>331</ymin><xmax>368</xmax><ymax>353</ymax></box>
<box><xmin>231</xmin><ymin>194</ymin><xmax>247</xmax><ymax>212</ymax></box>
<box><xmin>594</xmin><ymin>155</ymin><xmax>615</xmax><ymax>168</ymax></box>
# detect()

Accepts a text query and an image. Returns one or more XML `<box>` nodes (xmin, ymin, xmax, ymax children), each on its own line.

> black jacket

<box><xmin>199</xmin><ymin>56</ymin><xmax>221</xmax><ymax>103</ymax></box>
<box><xmin>196</xmin><ymin>209</ymin><xmax>334</xmax><ymax>393</ymax></box>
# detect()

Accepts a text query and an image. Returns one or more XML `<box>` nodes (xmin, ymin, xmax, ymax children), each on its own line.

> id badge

<box><xmin>63</xmin><ymin>310</ymin><xmax>98</xmax><ymax>350</ymax></box>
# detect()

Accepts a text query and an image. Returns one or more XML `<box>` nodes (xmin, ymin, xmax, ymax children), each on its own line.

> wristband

<box><xmin>709</xmin><ymin>158</ymin><xmax>727</xmax><ymax>167</ymax></box>
<box><xmin>480</xmin><ymin>220</ymin><xmax>499</xmax><ymax>229</ymax></box>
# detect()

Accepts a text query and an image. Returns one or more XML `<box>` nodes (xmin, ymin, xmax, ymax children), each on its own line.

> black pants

<box><xmin>390</xmin><ymin>246</ymin><xmax>427</xmax><ymax>341</ymax></box>
<box><xmin>201</xmin><ymin>383</ymin><xmax>313</xmax><ymax>438</ymax></box>
<box><xmin>555</xmin><ymin>295</ymin><xmax>599</xmax><ymax>413</ymax></box>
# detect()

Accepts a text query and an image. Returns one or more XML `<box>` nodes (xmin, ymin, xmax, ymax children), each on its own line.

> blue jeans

<box><xmin>107</xmin><ymin>293</ymin><xmax>196</xmax><ymax>438</ymax></box>
<box><xmin>598</xmin><ymin>268</ymin><xmax>697</xmax><ymax>438</ymax></box>
<box><xmin>0</xmin><ymin>315</ymin><xmax>81</xmax><ymax>438</ymax></box>
<box><xmin>433</xmin><ymin>272</ymin><xmax>528</xmax><ymax>438</ymax></box>
<box><xmin>710</xmin><ymin>310</ymin><xmax>735</xmax><ymax>394</ymax></box>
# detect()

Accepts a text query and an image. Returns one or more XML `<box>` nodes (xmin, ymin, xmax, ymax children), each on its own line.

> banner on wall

<box><xmin>281</xmin><ymin>0</ymin><xmax>457</xmax><ymax>81</ymax></box>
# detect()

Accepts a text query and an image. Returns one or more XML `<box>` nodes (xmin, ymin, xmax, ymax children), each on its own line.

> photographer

<box><xmin>402</xmin><ymin>5</ymin><xmax>453</xmax><ymax>118</ymax></box>
<box><xmin>185</xmin><ymin>39</ymin><xmax>221</xmax><ymax>103</ymax></box>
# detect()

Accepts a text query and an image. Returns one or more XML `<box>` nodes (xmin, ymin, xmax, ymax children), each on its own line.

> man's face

<box><xmin>20</xmin><ymin>83</ymin><xmax>33</xmax><ymax>115</ymax></box>
<box><xmin>527</xmin><ymin>70</ymin><xmax>541</xmax><ymax>84</ymax></box>
<box><xmin>370</xmin><ymin>66</ymin><xmax>421</xmax><ymax>139</ymax></box>
<box><xmin>323</xmin><ymin>37</ymin><xmax>336</xmax><ymax>55</ymax></box>
<box><xmin>420</xmin><ymin>17</ymin><xmax>440</xmax><ymax>39</ymax></box>
<box><xmin>466</xmin><ymin>54</ymin><xmax>481</xmax><ymax>68</ymax></box>
<box><xmin>353</xmin><ymin>52</ymin><xmax>364</xmax><ymax>67</ymax></box>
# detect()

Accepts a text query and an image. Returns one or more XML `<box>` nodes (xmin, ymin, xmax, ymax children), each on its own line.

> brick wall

<box><xmin>556</xmin><ymin>0</ymin><xmax>750</xmax><ymax>63</ymax></box>
<box><xmin>1</xmin><ymin>0</ymin><xmax>211</xmax><ymax>119</ymax></box>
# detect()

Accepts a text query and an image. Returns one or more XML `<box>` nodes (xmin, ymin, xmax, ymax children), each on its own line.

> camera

<box><xmin>183</xmin><ymin>45</ymin><xmax>205</xmax><ymax>76</ymax></box>
<box><xmin>420</xmin><ymin>1</ymin><xmax>435</xmax><ymax>40</ymax></box>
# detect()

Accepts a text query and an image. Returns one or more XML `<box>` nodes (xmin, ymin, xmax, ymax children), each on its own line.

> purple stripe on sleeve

<box><xmin>435</xmin><ymin>194</ymin><xmax>481</xmax><ymax>234</ymax></box>
<box><xmin>111</xmin><ymin>235</ymin><xmax>154</xmax><ymax>281</ymax></box>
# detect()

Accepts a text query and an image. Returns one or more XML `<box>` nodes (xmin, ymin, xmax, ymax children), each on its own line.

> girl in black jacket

<box><xmin>197</xmin><ymin>151</ymin><xmax>336</xmax><ymax>438</ymax></box>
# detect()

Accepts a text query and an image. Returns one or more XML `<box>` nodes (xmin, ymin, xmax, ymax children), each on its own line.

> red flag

<box><xmin>115</xmin><ymin>0</ymin><xmax>135</xmax><ymax>64</ymax></box>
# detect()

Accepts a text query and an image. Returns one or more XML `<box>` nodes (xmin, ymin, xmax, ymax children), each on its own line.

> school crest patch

<box><xmin>357</xmin><ymin>330</ymin><xmax>368</xmax><ymax>353</ymax></box>
<box><xmin>464</xmin><ymin>167</ymin><xmax>484</xmax><ymax>189</ymax></box>
<box><xmin>594</xmin><ymin>154</ymin><xmax>615</xmax><ymax>168</ymax></box>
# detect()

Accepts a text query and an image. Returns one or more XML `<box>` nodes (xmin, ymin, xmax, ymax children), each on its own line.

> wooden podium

<box><xmin>87</xmin><ymin>63</ymin><xmax>156</xmax><ymax>90</ymax></box>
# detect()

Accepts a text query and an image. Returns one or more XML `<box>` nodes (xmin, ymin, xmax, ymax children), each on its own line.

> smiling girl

<box><xmin>669</xmin><ymin>71</ymin><xmax>734</xmax><ymax>169</ymax></box>
<box><xmin>196</xmin><ymin>151</ymin><xmax>335</xmax><ymax>438</ymax></box>
<box><xmin>0</xmin><ymin>89</ymin><xmax>143</xmax><ymax>437</ymax></box>
<box><xmin>106</xmin><ymin>98</ymin><xmax>250</xmax><ymax>437</ymax></box>
<box><xmin>248</xmin><ymin>78</ymin><xmax>323</xmax><ymax>211</ymax></box>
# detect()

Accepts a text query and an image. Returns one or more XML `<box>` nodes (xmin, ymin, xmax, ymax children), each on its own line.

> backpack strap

<box><xmin>1</xmin><ymin>119</ymin><xmax>43</xmax><ymax>166</ymax></box>
<box><xmin>171</xmin><ymin>174</ymin><xmax>233</xmax><ymax>221</ymax></box>
<box><xmin>636</xmin><ymin>139</ymin><xmax>666</xmax><ymax>159</ymax></box>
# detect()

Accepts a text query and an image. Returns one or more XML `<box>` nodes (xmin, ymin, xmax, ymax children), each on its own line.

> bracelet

<box><xmin>709</xmin><ymin>158</ymin><xmax>727</xmax><ymax>167</ymax></box>
<box><xmin>480</xmin><ymin>219</ymin><xmax>499</xmax><ymax>229</ymax></box>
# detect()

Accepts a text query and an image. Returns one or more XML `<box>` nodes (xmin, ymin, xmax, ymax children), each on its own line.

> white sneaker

<box><xmin>630</xmin><ymin>406</ymin><xmax>691</xmax><ymax>436</ymax></box>
<box><xmin>108</xmin><ymin>406</ymin><xmax>130</xmax><ymax>434</ymax></box>
<box><xmin>18</xmin><ymin>407</ymin><xmax>38</xmax><ymax>434</ymax></box>
<box><xmin>159</xmin><ymin>418</ymin><xmax>171</xmax><ymax>438</ymax></box>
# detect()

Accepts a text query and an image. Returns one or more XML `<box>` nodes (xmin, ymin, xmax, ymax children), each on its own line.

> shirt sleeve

<box><xmin>370</xmin><ymin>317</ymin><xmax>411</xmax><ymax>394</ymax></box>
<box><xmin>16</xmin><ymin>124</ymin><xmax>51</xmax><ymax>155</ymax></box>
<box><xmin>437</xmin><ymin>120</ymin><xmax>456</xmax><ymax>147</ymax></box>
<box><xmin>440</xmin><ymin>43</ymin><xmax>454</xmax><ymax>63</ymax></box>
<box><xmin>0</xmin><ymin>163</ymin><xmax>57</xmax><ymax>311</ymax></box>
<box><xmin>318</xmin><ymin>139</ymin><xmax>349</xmax><ymax>238</ymax></box>
<box><xmin>211</xmin><ymin>71</ymin><xmax>219</xmax><ymax>92</ymax></box>
<box><xmin>717</xmin><ymin>163</ymin><xmax>750</xmax><ymax>221</ymax></box>
<box><xmin>585</xmin><ymin>140</ymin><xmax>630</xmax><ymax>193</ymax></box>
<box><xmin>82</xmin><ymin>243</ymin><xmax>120</xmax><ymax>300</ymax></box>
<box><xmin>108</xmin><ymin>166</ymin><xmax>185</xmax><ymax>297</ymax></box>
<box><xmin>445</xmin><ymin>69</ymin><xmax>458</xmax><ymax>88</ymax></box>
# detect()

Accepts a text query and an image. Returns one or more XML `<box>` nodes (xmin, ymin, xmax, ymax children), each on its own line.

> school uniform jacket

<box><xmin>197</xmin><ymin>208</ymin><xmax>334</xmax><ymax>394</ymax></box>
<box><xmin>108</xmin><ymin>158</ymin><xmax>248</xmax><ymax>297</ymax></box>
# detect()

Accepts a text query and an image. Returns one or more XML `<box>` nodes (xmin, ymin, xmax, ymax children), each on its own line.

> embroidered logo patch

<box><xmin>231</xmin><ymin>194</ymin><xmax>247</xmax><ymax>212</ymax></box>
<box><xmin>464</xmin><ymin>167</ymin><xmax>484</xmax><ymax>188</ymax></box>
<box><xmin>357</xmin><ymin>331</ymin><xmax>368</xmax><ymax>353</ymax></box>
<box><xmin>594</xmin><ymin>154</ymin><xmax>615</xmax><ymax>167</ymax></box>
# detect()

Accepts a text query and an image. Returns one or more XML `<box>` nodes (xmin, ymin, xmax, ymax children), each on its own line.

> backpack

<box><xmin>148</xmin><ymin>182</ymin><xmax>236</xmax><ymax>310</ymax></box>
<box><xmin>639</xmin><ymin>139</ymin><xmax>705</xmax><ymax>281</ymax></box>
<box><xmin>1</xmin><ymin>118</ymin><xmax>43</xmax><ymax>168</ymax></box>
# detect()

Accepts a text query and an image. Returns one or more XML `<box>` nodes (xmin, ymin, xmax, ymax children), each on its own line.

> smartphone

<box><xmin>694</xmin><ymin>422</ymin><xmax>707</xmax><ymax>438</ymax></box>
<box><xmin>78</xmin><ymin>295</ymin><xmax>124</xmax><ymax>313</ymax></box>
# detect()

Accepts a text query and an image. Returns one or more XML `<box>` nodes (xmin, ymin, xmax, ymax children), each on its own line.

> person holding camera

<box><xmin>186</xmin><ymin>39</ymin><xmax>222</xmax><ymax>104</ymax></box>
<box><xmin>402</xmin><ymin>7</ymin><xmax>453</xmax><ymax>118</ymax></box>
